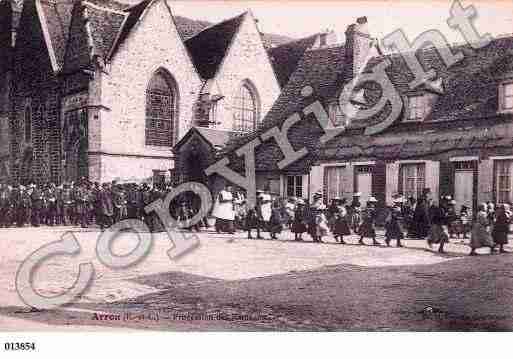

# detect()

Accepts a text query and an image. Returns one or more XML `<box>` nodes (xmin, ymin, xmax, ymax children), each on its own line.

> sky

<box><xmin>160</xmin><ymin>0</ymin><xmax>513</xmax><ymax>44</ymax></box>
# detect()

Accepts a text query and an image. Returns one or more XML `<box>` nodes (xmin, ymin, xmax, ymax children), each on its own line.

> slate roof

<box><xmin>220</xmin><ymin>34</ymin><xmax>513</xmax><ymax>171</ymax></box>
<box><xmin>184</xmin><ymin>13</ymin><xmax>246</xmax><ymax>79</ymax></box>
<box><xmin>85</xmin><ymin>3</ymin><xmax>127</xmax><ymax>59</ymax></box>
<box><xmin>343</xmin><ymin>35</ymin><xmax>513</xmax><ymax>133</ymax></box>
<box><xmin>221</xmin><ymin>45</ymin><xmax>347</xmax><ymax>156</ymax></box>
<box><xmin>42</xmin><ymin>0</ymin><xmax>294</xmax><ymax>78</ymax></box>
<box><xmin>106</xmin><ymin>0</ymin><xmax>150</xmax><ymax>60</ymax></box>
<box><xmin>174</xmin><ymin>127</ymin><xmax>239</xmax><ymax>153</ymax></box>
<box><xmin>39</xmin><ymin>0</ymin><xmax>75</xmax><ymax>69</ymax></box>
<box><xmin>173</xmin><ymin>14</ymin><xmax>294</xmax><ymax>47</ymax></box>
<box><xmin>174</xmin><ymin>15</ymin><xmax>213</xmax><ymax>41</ymax></box>
<box><xmin>268</xmin><ymin>34</ymin><xmax>318</xmax><ymax>87</ymax></box>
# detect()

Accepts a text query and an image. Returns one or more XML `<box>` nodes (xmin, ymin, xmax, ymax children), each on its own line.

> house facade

<box><xmin>0</xmin><ymin>0</ymin><xmax>293</xmax><ymax>185</ymax></box>
<box><xmin>205</xmin><ymin>17</ymin><xmax>513</xmax><ymax>213</ymax></box>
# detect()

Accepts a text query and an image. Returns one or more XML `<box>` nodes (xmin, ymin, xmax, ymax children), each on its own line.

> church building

<box><xmin>0</xmin><ymin>0</ymin><xmax>314</xmax><ymax>185</ymax></box>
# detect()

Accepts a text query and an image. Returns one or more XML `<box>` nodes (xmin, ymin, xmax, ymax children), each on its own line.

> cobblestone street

<box><xmin>1</xmin><ymin>226</ymin><xmax>513</xmax><ymax>331</ymax></box>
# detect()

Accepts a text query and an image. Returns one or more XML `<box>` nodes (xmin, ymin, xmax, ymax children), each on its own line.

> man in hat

<box><xmin>61</xmin><ymin>182</ymin><xmax>74</xmax><ymax>226</ymax></box>
<box><xmin>74</xmin><ymin>181</ymin><xmax>90</xmax><ymax>228</ymax></box>
<box><xmin>44</xmin><ymin>183</ymin><xmax>58</xmax><ymax>226</ymax></box>
<box><xmin>30</xmin><ymin>183</ymin><xmax>44</xmax><ymax>227</ymax></box>
<box><xmin>99</xmin><ymin>183</ymin><xmax>114</xmax><ymax>230</ymax></box>
<box><xmin>112</xmin><ymin>184</ymin><xmax>128</xmax><ymax>223</ymax></box>
<box><xmin>141</xmin><ymin>183</ymin><xmax>153</xmax><ymax>229</ymax></box>
<box><xmin>0</xmin><ymin>183</ymin><xmax>12</xmax><ymax>228</ymax></box>
<box><xmin>18</xmin><ymin>185</ymin><xmax>31</xmax><ymax>227</ymax></box>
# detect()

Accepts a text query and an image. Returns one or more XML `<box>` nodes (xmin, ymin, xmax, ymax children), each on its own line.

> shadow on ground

<box><xmin>2</xmin><ymin>252</ymin><xmax>513</xmax><ymax>331</ymax></box>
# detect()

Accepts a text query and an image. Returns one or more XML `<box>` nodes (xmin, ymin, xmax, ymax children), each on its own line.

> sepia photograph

<box><xmin>1</xmin><ymin>0</ymin><xmax>513</xmax><ymax>355</ymax></box>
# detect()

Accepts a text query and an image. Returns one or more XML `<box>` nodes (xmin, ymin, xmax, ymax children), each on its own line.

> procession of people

<box><xmin>1</xmin><ymin>179</ymin><xmax>512</xmax><ymax>256</ymax></box>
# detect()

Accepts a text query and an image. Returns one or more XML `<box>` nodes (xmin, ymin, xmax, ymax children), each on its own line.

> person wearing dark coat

<box><xmin>358</xmin><ymin>197</ymin><xmax>380</xmax><ymax>246</ymax></box>
<box><xmin>410</xmin><ymin>192</ymin><xmax>431</xmax><ymax>239</ymax></box>
<box><xmin>268</xmin><ymin>201</ymin><xmax>284</xmax><ymax>240</ymax></box>
<box><xmin>385</xmin><ymin>198</ymin><xmax>405</xmax><ymax>247</ymax></box>
<box><xmin>291</xmin><ymin>199</ymin><xmax>307</xmax><ymax>241</ymax></box>
<box><xmin>17</xmin><ymin>186</ymin><xmax>31</xmax><ymax>227</ymax></box>
<box><xmin>29</xmin><ymin>184</ymin><xmax>44</xmax><ymax>227</ymax></box>
<box><xmin>99</xmin><ymin>183</ymin><xmax>114</xmax><ymax>230</ymax></box>
<box><xmin>246</xmin><ymin>204</ymin><xmax>260</xmax><ymax>239</ymax></box>
<box><xmin>427</xmin><ymin>198</ymin><xmax>450</xmax><ymax>253</ymax></box>
<box><xmin>43</xmin><ymin>184</ymin><xmax>58</xmax><ymax>226</ymax></box>
<box><xmin>61</xmin><ymin>183</ymin><xmax>74</xmax><ymax>226</ymax></box>
<box><xmin>492</xmin><ymin>203</ymin><xmax>511</xmax><ymax>253</ymax></box>
<box><xmin>0</xmin><ymin>184</ymin><xmax>12</xmax><ymax>228</ymax></box>
<box><xmin>74</xmin><ymin>183</ymin><xmax>89</xmax><ymax>228</ymax></box>
<box><xmin>332</xmin><ymin>198</ymin><xmax>351</xmax><ymax>244</ymax></box>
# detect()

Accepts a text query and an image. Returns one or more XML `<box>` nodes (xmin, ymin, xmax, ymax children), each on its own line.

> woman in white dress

<box><xmin>212</xmin><ymin>185</ymin><xmax>235</xmax><ymax>234</ymax></box>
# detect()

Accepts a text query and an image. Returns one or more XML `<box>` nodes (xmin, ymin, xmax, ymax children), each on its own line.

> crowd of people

<box><xmin>210</xmin><ymin>185</ymin><xmax>512</xmax><ymax>256</ymax></box>
<box><xmin>1</xmin><ymin>180</ymin><xmax>511</xmax><ymax>256</ymax></box>
<box><xmin>0</xmin><ymin>178</ymin><xmax>191</xmax><ymax>232</ymax></box>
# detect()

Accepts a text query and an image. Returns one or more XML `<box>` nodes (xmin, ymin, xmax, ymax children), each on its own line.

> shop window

<box><xmin>406</xmin><ymin>94</ymin><xmax>431</xmax><ymax>121</ymax></box>
<box><xmin>328</xmin><ymin>103</ymin><xmax>347</xmax><ymax>127</ymax></box>
<box><xmin>325</xmin><ymin>166</ymin><xmax>347</xmax><ymax>203</ymax></box>
<box><xmin>495</xmin><ymin>160</ymin><xmax>513</xmax><ymax>204</ymax></box>
<box><xmin>286</xmin><ymin>175</ymin><xmax>303</xmax><ymax>198</ymax></box>
<box><xmin>500</xmin><ymin>82</ymin><xmax>513</xmax><ymax>112</ymax></box>
<box><xmin>399</xmin><ymin>163</ymin><xmax>426</xmax><ymax>200</ymax></box>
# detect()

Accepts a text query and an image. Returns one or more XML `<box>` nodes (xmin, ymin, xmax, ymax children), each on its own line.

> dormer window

<box><xmin>328</xmin><ymin>103</ymin><xmax>345</xmax><ymax>127</ymax></box>
<box><xmin>406</xmin><ymin>94</ymin><xmax>431</xmax><ymax>121</ymax></box>
<box><xmin>319</xmin><ymin>33</ymin><xmax>327</xmax><ymax>47</ymax></box>
<box><xmin>500</xmin><ymin>82</ymin><xmax>513</xmax><ymax>112</ymax></box>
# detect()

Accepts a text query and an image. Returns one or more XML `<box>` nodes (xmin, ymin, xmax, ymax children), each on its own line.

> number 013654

<box><xmin>4</xmin><ymin>342</ymin><xmax>36</xmax><ymax>351</ymax></box>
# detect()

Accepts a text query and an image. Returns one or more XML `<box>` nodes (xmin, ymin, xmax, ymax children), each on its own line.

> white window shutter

<box><xmin>425</xmin><ymin>160</ymin><xmax>440</xmax><ymax>201</ymax></box>
<box><xmin>386</xmin><ymin>162</ymin><xmax>399</xmax><ymax>204</ymax></box>
<box><xmin>498</xmin><ymin>84</ymin><xmax>504</xmax><ymax>112</ymax></box>
<box><xmin>343</xmin><ymin>164</ymin><xmax>354</xmax><ymax>198</ymax></box>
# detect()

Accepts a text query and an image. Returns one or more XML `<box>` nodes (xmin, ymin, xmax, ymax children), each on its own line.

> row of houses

<box><xmin>175</xmin><ymin>17</ymin><xmax>513</xmax><ymax>214</ymax></box>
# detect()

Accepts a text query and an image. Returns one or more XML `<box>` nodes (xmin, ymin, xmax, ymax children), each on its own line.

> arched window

<box><xmin>24</xmin><ymin>104</ymin><xmax>31</xmax><ymax>142</ymax></box>
<box><xmin>146</xmin><ymin>70</ymin><xmax>177</xmax><ymax>147</ymax></box>
<box><xmin>233</xmin><ymin>82</ymin><xmax>259</xmax><ymax>133</ymax></box>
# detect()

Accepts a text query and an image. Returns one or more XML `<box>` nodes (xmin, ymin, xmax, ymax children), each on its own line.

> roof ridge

<box><xmin>185</xmin><ymin>11</ymin><xmax>247</xmax><ymax>42</ymax></box>
<box><xmin>82</xmin><ymin>0</ymin><xmax>127</xmax><ymax>15</ymax></box>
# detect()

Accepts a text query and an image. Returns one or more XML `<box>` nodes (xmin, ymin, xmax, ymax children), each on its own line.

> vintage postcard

<box><xmin>0</xmin><ymin>0</ymin><xmax>513</xmax><ymax>355</ymax></box>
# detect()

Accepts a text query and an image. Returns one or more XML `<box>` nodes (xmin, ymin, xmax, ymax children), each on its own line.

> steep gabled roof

<box><xmin>173</xmin><ymin>14</ymin><xmax>294</xmax><ymax>47</ymax></box>
<box><xmin>219</xmin><ymin>45</ymin><xmax>347</xmax><ymax>172</ymax></box>
<box><xmin>184</xmin><ymin>12</ymin><xmax>246</xmax><ymax>79</ymax></box>
<box><xmin>268</xmin><ymin>34</ymin><xmax>318</xmax><ymax>87</ymax></box>
<box><xmin>84</xmin><ymin>1</ymin><xmax>127</xmax><ymax>59</ymax></box>
<box><xmin>106</xmin><ymin>0</ymin><xmax>151</xmax><ymax>60</ymax></box>
<box><xmin>174</xmin><ymin>15</ymin><xmax>213</xmax><ymax>41</ymax></box>
<box><xmin>174</xmin><ymin>126</ymin><xmax>239</xmax><ymax>153</ymax></box>
<box><xmin>37</xmin><ymin>0</ymin><xmax>75</xmax><ymax>70</ymax></box>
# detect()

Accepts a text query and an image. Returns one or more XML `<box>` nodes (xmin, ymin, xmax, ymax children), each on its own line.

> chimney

<box><xmin>344</xmin><ymin>16</ymin><xmax>374</xmax><ymax>78</ymax></box>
